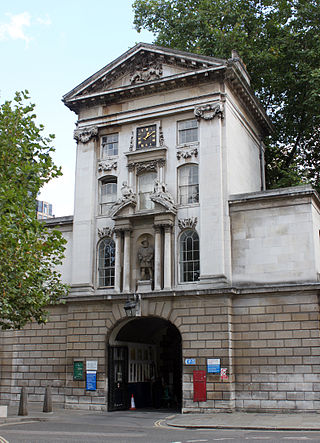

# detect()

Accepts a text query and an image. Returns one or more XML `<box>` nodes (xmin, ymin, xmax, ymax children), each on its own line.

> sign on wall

<box><xmin>86</xmin><ymin>371</ymin><xmax>97</xmax><ymax>391</ymax></box>
<box><xmin>73</xmin><ymin>361</ymin><xmax>84</xmax><ymax>381</ymax></box>
<box><xmin>86</xmin><ymin>360</ymin><xmax>98</xmax><ymax>371</ymax></box>
<box><xmin>185</xmin><ymin>358</ymin><xmax>196</xmax><ymax>365</ymax></box>
<box><xmin>207</xmin><ymin>358</ymin><xmax>221</xmax><ymax>374</ymax></box>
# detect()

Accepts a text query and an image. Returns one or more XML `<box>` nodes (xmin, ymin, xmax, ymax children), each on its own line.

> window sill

<box><xmin>176</xmin><ymin>141</ymin><xmax>199</xmax><ymax>149</ymax></box>
<box><xmin>177</xmin><ymin>203</ymin><xmax>200</xmax><ymax>209</ymax></box>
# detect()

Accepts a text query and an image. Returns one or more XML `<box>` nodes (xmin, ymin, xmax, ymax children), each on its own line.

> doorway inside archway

<box><xmin>108</xmin><ymin>317</ymin><xmax>182</xmax><ymax>412</ymax></box>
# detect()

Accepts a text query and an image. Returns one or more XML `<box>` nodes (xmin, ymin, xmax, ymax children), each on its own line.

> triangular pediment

<box><xmin>63</xmin><ymin>43</ymin><xmax>226</xmax><ymax>104</ymax></box>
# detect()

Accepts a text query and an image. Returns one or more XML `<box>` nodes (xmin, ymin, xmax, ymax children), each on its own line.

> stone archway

<box><xmin>107</xmin><ymin>317</ymin><xmax>182</xmax><ymax>411</ymax></box>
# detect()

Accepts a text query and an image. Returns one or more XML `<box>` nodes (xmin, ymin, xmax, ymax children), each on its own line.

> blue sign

<box><xmin>207</xmin><ymin>358</ymin><xmax>221</xmax><ymax>374</ymax></box>
<box><xmin>86</xmin><ymin>371</ymin><xmax>97</xmax><ymax>391</ymax></box>
<box><xmin>185</xmin><ymin>358</ymin><xmax>196</xmax><ymax>365</ymax></box>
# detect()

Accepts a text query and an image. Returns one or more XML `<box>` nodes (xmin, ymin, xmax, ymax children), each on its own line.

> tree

<box><xmin>133</xmin><ymin>0</ymin><xmax>320</xmax><ymax>191</ymax></box>
<box><xmin>0</xmin><ymin>91</ymin><xmax>68</xmax><ymax>330</ymax></box>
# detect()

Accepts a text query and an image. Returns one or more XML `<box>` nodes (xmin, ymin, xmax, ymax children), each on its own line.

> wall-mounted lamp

<box><xmin>124</xmin><ymin>294</ymin><xmax>141</xmax><ymax>317</ymax></box>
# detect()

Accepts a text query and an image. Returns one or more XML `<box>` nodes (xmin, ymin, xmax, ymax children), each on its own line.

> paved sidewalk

<box><xmin>0</xmin><ymin>404</ymin><xmax>87</xmax><ymax>425</ymax></box>
<box><xmin>165</xmin><ymin>411</ymin><xmax>320</xmax><ymax>431</ymax></box>
<box><xmin>1</xmin><ymin>405</ymin><xmax>320</xmax><ymax>431</ymax></box>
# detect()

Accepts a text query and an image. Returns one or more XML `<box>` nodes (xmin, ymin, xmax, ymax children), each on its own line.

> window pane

<box><xmin>179</xmin><ymin>230</ymin><xmax>200</xmax><ymax>283</ymax></box>
<box><xmin>101</xmin><ymin>134</ymin><xmax>118</xmax><ymax>157</ymax></box>
<box><xmin>178</xmin><ymin>165</ymin><xmax>199</xmax><ymax>205</ymax></box>
<box><xmin>98</xmin><ymin>238</ymin><xmax>115</xmax><ymax>287</ymax></box>
<box><xmin>178</xmin><ymin>119</ymin><xmax>198</xmax><ymax>144</ymax></box>
<box><xmin>138</xmin><ymin>172</ymin><xmax>157</xmax><ymax>210</ymax></box>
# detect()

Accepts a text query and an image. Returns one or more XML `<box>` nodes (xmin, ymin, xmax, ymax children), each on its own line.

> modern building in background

<box><xmin>36</xmin><ymin>200</ymin><xmax>54</xmax><ymax>220</ymax></box>
<box><xmin>1</xmin><ymin>43</ymin><xmax>320</xmax><ymax>413</ymax></box>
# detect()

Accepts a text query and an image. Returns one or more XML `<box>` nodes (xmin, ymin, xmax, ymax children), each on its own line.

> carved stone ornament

<box><xmin>150</xmin><ymin>180</ymin><xmax>177</xmax><ymax>214</ymax></box>
<box><xmin>128</xmin><ymin>159</ymin><xmax>166</xmax><ymax>174</ymax></box>
<box><xmin>129</xmin><ymin>131</ymin><xmax>134</xmax><ymax>152</ymax></box>
<box><xmin>74</xmin><ymin>126</ymin><xmax>98</xmax><ymax>143</ymax></box>
<box><xmin>98</xmin><ymin>160</ymin><xmax>117</xmax><ymax>173</ymax></box>
<box><xmin>109</xmin><ymin>181</ymin><xmax>137</xmax><ymax>217</ymax></box>
<box><xmin>130</xmin><ymin>56</ymin><xmax>163</xmax><ymax>84</ymax></box>
<box><xmin>178</xmin><ymin>217</ymin><xmax>198</xmax><ymax>230</ymax></box>
<box><xmin>176</xmin><ymin>147</ymin><xmax>198</xmax><ymax>160</ymax></box>
<box><xmin>194</xmin><ymin>103</ymin><xmax>224</xmax><ymax>121</ymax></box>
<box><xmin>159</xmin><ymin>125</ymin><xmax>165</xmax><ymax>147</ymax></box>
<box><xmin>98</xmin><ymin>227</ymin><xmax>114</xmax><ymax>238</ymax></box>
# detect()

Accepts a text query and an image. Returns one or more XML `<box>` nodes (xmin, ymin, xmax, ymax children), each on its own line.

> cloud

<box><xmin>0</xmin><ymin>12</ymin><xmax>31</xmax><ymax>44</ymax></box>
<box><xmin>0</xmin><ymin>12</ymin><xmax>51</xmax><ymax>45</ymax></box>
<box><xmin>37</xmin><ymin>15</ymin><xmax>51</xmax><ymax>26</ymax></box>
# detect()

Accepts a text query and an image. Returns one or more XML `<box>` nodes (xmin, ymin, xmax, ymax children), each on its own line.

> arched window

<box><xmin>178</xmin><ymin>164</ymin><xmax>199</xmax><ymax>205</ymax></box>
<box><xmin>179</xmin><ymin>230</ymin><xmax>200</xmax><ymax>282</ymax></box>
<box><xmin>98</xmin><ymin>238</ymin><xmax>115</xmax><ymax>287</ymax></box>
<box><xmin>100</xmin><ymin>176</ymin><xmax>117</xmax><ymax>215</ymax></box>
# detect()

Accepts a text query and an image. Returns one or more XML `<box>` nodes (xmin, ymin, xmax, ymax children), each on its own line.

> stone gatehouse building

<box><xmin>1</xmin><ymin>43</ymin><xmax>320</xmax><ymax>413</ymax></box>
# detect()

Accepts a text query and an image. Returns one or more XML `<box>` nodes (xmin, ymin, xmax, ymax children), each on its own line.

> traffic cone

<box><xmin>130</xmin><ymin>394</ymin><xmax>136</xmax><ymax>410</ymax></box>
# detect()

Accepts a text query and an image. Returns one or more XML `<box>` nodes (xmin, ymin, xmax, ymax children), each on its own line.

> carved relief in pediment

<box><xmin>130</xmin><ymin>56</ymin><xmax>163</xmax><ymax>84</ymax></box>
<box><xmin>77</xmin><ymin>54</ymin><xmax>163</xmax><ymax>98</ymax></box>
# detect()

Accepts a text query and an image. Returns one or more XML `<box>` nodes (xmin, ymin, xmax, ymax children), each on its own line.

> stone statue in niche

<box><xmin>137</xmin><ymin>238</ymin><xmax>154</xmax><ymax>281</ymax></box>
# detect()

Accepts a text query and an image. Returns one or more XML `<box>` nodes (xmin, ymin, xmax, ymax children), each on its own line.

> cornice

<box><xmin>229</xmin><ymin>185</ymin><xmax>320</xmax><ymax>209</ymax></box>
<box><xmin>65</xmin><ymin>281</ymin><xmax>320</xmax><ymax>303</ymax></box>
<box><xmin>64</xmin><ymin>64</ymin><xmax>271</xmax><ymax>136</ymax></box>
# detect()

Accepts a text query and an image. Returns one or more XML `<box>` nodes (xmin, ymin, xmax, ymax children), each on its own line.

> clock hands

<box><xmin>143</xmin><ymin>130</ymin><xmax>155</xmax><ymax>140</ymax></box>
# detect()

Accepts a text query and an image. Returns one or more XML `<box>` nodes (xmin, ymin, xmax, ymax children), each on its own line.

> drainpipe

<box><xmin>259</xmin><ymin>138</ymin><xmax>266</xmax><ymax>191</ymax></box>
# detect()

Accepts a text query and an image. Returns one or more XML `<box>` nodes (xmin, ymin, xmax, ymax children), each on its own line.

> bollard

<box><xmin>18</xmin><ymin>386</ymin><xmax>28</xmax><ymax>416</ymax></box>
<box><xmin>43</xmin><ymin>385</ymin><xmax>52</xmax><ymax>413</ymax></box>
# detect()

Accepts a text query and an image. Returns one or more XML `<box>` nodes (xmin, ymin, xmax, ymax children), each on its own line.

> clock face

<box><xmin>136</xmin><ymin>125</ymin><xmax>157</xmax><ymax>149</ymax></box>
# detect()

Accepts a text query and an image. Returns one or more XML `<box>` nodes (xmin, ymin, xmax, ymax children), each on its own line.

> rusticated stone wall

<box><xmin>233</xmin><ymin>291</ymin><xmax>320</xmax><ymax>411</ymax></box>
<box><xmin>0</xmin><ymin>289</ymin><xmax>319</xmax><ymax>413</ymax></box>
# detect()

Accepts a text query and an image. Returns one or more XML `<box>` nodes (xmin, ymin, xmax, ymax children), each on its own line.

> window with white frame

<box><xmin>179</xmin><ymin>230</ymin><xmax>200</xmax><ymax>283</ymax></box>
<box><xmin>98</xmin><ymin>237</ymin><xmax>115</xmax><ymax>287</ymax></box>
<box><xmin>138</xmin><ymin>172</ymin><xmax>157</xmax><ymax>210</ymax></box>
<box><xmin>100</xmin><ymin>176</ymin><xmax>117</xmax><ymax>215</ymax></box>
<box><xmin>101</xmin><ymin>133</ymin><xmax>118</xmax><ymax>157</ymax></box>
<box><xmin>178</xmin><ymin>119</ymin><xmax>198</xmax><ymax>144</ymax></box>
<box><xmin>178</xmin><ymin>164</ymin><xmax>199</xmax><ymax>205</ymax></box>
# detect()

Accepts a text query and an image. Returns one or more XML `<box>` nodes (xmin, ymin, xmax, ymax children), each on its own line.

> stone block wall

<box><xmin>0</xmin><ymin>289</ymin><xmax>319</xmax><ymax>412</ymax></box>
<box><xmin>233</xmin><ymin>290</ymin><xmax>320</xmax><ymax>411</ymax></box>
<box><xmin>0</xmin><ymin>305</ymin><xmax>67</xmax><ymax>406</ymax></box>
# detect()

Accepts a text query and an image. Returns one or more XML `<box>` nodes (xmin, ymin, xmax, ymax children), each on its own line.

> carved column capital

<box><xmin>74</xmin><ymin>126</ymin><xmax>98</xmax><ymax>143</ymax></box>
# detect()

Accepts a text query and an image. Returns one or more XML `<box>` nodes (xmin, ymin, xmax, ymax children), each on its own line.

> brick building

<box><xmin>1</xmin><ymin>43</ymin><xmax>320</xmax><ymax>412</ymax></box>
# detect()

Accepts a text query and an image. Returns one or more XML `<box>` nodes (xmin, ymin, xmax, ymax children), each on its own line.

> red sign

<box><xmin>193</xmin><ymin>370</ymin><xmax>206</xmax><ymax>402</ymax></box>
<box><xmin>220</xmin><ymin>368</ymin><xmax>228</xmax><ymax>380</ymax></box>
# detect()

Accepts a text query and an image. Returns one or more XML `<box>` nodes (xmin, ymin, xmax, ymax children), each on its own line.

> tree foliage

<box><xmin>0</xmin><ymin>91</ymin><xmax>68</xmax><ymax>330</ymax></box>
<box><xmin>133</xmin><ymin>0</ymin><xmax>320</xmax><ymax>191</ymax></box>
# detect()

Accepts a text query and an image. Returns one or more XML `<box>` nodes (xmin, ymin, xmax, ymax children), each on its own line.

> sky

<box><xmin>0</xmin><ymin>0</ymin><xmax>154</xmax><ymax>216</ymax></box>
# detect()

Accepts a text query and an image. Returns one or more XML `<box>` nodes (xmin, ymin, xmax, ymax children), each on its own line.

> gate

<box><xmin>108</xmin><ymin>346</ymin><xmax>129</xmax><ymax>411</ymax></box>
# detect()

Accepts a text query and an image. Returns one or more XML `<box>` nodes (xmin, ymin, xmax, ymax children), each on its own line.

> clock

<box><xmin>136</xmin><ymin>125</ymin><xmax>157</xmax><ymax>149</ymax></box>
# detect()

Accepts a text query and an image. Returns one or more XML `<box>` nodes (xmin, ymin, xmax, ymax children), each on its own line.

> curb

<box><xmin>165</xmin><ymin>422</ymin><xmax>320</xmax><ymax>432</ymax></box>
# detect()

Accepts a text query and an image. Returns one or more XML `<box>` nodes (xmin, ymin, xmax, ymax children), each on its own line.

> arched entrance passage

<box><xmin>108</xmin><ymin>317</ymin><xmax>182</xmax><ymax>412</ymax></box>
